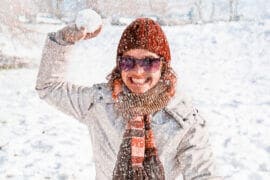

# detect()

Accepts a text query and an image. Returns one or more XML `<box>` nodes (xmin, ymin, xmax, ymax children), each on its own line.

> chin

<box><xmin>128</xmin><ymin>85</ymin><xmax>151</xmax><ymax>94</ymax></box>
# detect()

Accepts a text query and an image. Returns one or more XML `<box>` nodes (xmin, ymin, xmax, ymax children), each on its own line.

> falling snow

<box><xmin>0</xmin><ymin>0</ymin><xmax>270</xmax><ymax>180</ymax></box>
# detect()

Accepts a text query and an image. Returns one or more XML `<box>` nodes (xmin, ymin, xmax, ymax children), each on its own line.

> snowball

<box><xmin>75</xmin><ymin>9</ymin><xmax>102</xmax><ymax>33</ymax></box>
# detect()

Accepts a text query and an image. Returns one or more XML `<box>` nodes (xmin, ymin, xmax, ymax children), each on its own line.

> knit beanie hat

<box><xmin>116</xmin><ymin>18</ymin><xmax>171</xmax><ymax>62</ymax></box>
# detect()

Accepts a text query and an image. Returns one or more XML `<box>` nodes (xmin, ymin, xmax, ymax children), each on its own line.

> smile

<box><xmin>130</xmin><ymin>77</ymin><xmax>150</xmax><ymax>85</ymax></box>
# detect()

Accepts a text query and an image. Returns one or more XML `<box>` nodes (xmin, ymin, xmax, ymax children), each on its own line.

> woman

<box><xmin>36</xmin><ymin>18</ymin><xmax>220</xmax><ymax>180</ymax></box>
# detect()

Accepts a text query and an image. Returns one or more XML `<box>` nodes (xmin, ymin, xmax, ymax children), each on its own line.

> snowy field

<box><xmin>0</xmin><ymin>19</ymin><xmax>270</xmax><ymax>180</ymax></box>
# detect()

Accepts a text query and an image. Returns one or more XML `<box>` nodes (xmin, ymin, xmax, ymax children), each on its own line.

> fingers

<box><xmin>61</xmin><ymin>24</ymin><xmax>101</xmax><ymax>43</ymax></box>
<box><xmin>79</xmin><ymin>26</ymin><xmax>86</xmax><ymax>33</ymax></box>
<box><xmin>84</xmin><ymin>25</ymin><xmax>102</xmax><ymax>40</ymax></box>
<box><xmin>76</xmin><ymin>26</ymin><xmax>87</xmax><ymax>41</ymax></box>
<box><xmin>61</xmin><ymin>24</ymin><xmax>87</xmax><ymax>43</ymax></box>
<box><xmin>61</xmin><ymin>25</ymin><xmax>76</xmax><ymax>43</ymax></box>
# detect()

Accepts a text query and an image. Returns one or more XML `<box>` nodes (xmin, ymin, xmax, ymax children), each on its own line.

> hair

<box><xmin>106</xmin><ymin>60</ymin><xmax>177</xmax><ymax>100</ymax></box>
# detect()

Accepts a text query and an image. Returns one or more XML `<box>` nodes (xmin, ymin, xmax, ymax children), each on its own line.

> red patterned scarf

<box><xmin>113</xmin><ymin>82</ymin><xmax>170</xmax><ymax>179</ymax></box>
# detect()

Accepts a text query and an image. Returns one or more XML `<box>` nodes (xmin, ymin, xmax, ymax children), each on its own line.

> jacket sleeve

<box><xmin>35</xmin><ymin>32</ymin><xmax>96</xmax><ymax>124</ymax></box>
<box><xmin>176</xmin><ymin>108</ymin><xmax>222</xmax><ymax>180</ymax></box>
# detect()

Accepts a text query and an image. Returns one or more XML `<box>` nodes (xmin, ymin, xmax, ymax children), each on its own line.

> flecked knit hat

<box><xmin>117</xmin><ymin>18</ymin><xmax>171</xmax><ymax>62</ymax></box>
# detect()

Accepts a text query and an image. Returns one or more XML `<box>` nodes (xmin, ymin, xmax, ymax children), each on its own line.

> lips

<box><xmin>130</xmin><ymin>77</ymin><xmax>150</xmax><ymax>85</ymax></box>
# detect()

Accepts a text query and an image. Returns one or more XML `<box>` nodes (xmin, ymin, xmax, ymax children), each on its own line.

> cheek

<box><xmin>151</xmin><ymin>71</ymin><xmax>162</xmax><ymax>83</ymax></box>
<box><xmin>121</xmin><ymin>71</ymin><xmax>128</xmax><ymax>84</ymax></box>
<box><xmin>151</xmin><ymin>64</ymin><xmax>163</xmax><ymax>82</ymax></box>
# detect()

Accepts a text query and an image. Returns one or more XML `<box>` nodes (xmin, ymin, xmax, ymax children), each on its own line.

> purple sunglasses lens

<box><xmin>118</xmin><ymin>57</ymin><xmax>134</xmax><ymax>71</ymax></box>
<box><xmin>140</xmin><ymin>58</ymin><xmax>161</xmax><ymax>71</ymax></box>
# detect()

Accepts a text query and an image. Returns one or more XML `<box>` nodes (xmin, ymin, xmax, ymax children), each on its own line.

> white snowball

<box><xmin>75</xmin><ymin>9</ymin><xmax>102</xmax><ymax>33</ymax></box>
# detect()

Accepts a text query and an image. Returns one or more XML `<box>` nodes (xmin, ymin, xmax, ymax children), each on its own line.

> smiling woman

<box><xmin>119</xmin><ymin>49</ymin><xmax>163</xmax><ymax>94</ymax></box>
<box><xmin>35</xmin><ymin>17</ymin><xmax>222</xmax><ymax>179</ymax></box>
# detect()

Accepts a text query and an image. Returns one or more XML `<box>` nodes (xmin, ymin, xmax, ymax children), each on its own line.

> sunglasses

<box><xmin>117</xmin><ymin>56</ymin><xmax>164</xmax><ymax>72</ymax></box>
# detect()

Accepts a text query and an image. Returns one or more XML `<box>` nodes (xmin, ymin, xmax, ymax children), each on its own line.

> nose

<box><xmin>133</xmin><ymin>63</ymin><xmax>145</xmax><ymax>74</ymax></box>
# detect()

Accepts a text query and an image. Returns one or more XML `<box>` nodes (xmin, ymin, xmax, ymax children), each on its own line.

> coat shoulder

<box><xmin>92</xmin><ymin>83</ymin><xmax>114</xmax><ymax>104</ymax></box>
<box><xmin>165</xmin><ymin>92</ymin><xmax>204</xmax><ymax>128</ymax></box>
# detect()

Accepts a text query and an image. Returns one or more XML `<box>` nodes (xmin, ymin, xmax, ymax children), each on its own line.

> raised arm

<box><xmin>35</xmin><ymin>25</ymin><xmax>102</xmax><ymax>124</ymax></box>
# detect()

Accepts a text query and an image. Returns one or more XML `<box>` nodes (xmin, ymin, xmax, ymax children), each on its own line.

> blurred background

<box><xmin>0</xmin><ymin>0</ymin><xmax>269</xmax><ymax>66</ymax></box>
<box><xmin>0</xmin><ymin>0</ymin><xmax>269</xmax><ymax>180</ymax></box>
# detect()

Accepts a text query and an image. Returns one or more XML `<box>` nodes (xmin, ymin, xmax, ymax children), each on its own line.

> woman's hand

<box><xmin>60</xmin><ymin>24</ymin><xmax>102</xmax><ymax>44</ymax></box>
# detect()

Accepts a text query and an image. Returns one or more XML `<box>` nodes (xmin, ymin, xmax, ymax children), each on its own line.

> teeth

<box><xmin>131</xmin><ymin>78</ymin><xmax>146</xmax><ymax>84</ymax></box>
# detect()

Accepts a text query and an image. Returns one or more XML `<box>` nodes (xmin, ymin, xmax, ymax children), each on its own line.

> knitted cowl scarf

<box><xmin>112</xmin><ymin>79</ymin><xmax>171</xmax><ymax>180</ymax></box>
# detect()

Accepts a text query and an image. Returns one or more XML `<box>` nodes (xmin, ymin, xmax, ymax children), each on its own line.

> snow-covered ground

<box><xmin>0</xmin><ymin>19</ymin><xmax>270</xmax><ymax>180</ymax></box>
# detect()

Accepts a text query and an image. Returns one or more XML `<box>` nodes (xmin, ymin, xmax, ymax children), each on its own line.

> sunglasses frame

<box><xmin>117</xmin><ymin>56</ymin><xmax>164</xmax><ymax>72</ymax></box>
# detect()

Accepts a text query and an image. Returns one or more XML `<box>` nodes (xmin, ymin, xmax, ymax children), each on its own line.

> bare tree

<box><xmin>87</xmin><ymin>0</ymin><xmax>98</xmax><ymax>9</ymax></box>
<box><xmin>0</xmin><ymin>0</ymin><xmax>32</xmax><ymax>34</ymax></box>
<box><xmin>229</xmin><ymin>0</ymin><xmax>239</xmax><ymax>21</ymax></box>
<box><xmin>55</xmin><ymin>0</ymin><xmax>64</xmax><ymax>18</ymax></box>
<box><xmin>210</xmin><ymin>2</ymin><xmax>215</xmax><ymax>22</ymax></box>
<box><xmin>194</xmin><ymin>0</ymin><xmax>203</xmax><ymax>23</ymax></box>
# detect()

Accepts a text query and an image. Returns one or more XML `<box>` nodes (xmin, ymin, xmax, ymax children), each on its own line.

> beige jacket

<box><xmin>35</xmin><ymin>33</ymin><xmax>221</xmax><ymax>180</ymax></box>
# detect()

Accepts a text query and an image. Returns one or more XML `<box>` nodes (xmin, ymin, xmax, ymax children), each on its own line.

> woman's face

<box><xmin>120</xmin><ymin>49</ymin><xmax>163</xmax><ymax>94</ymax></box>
